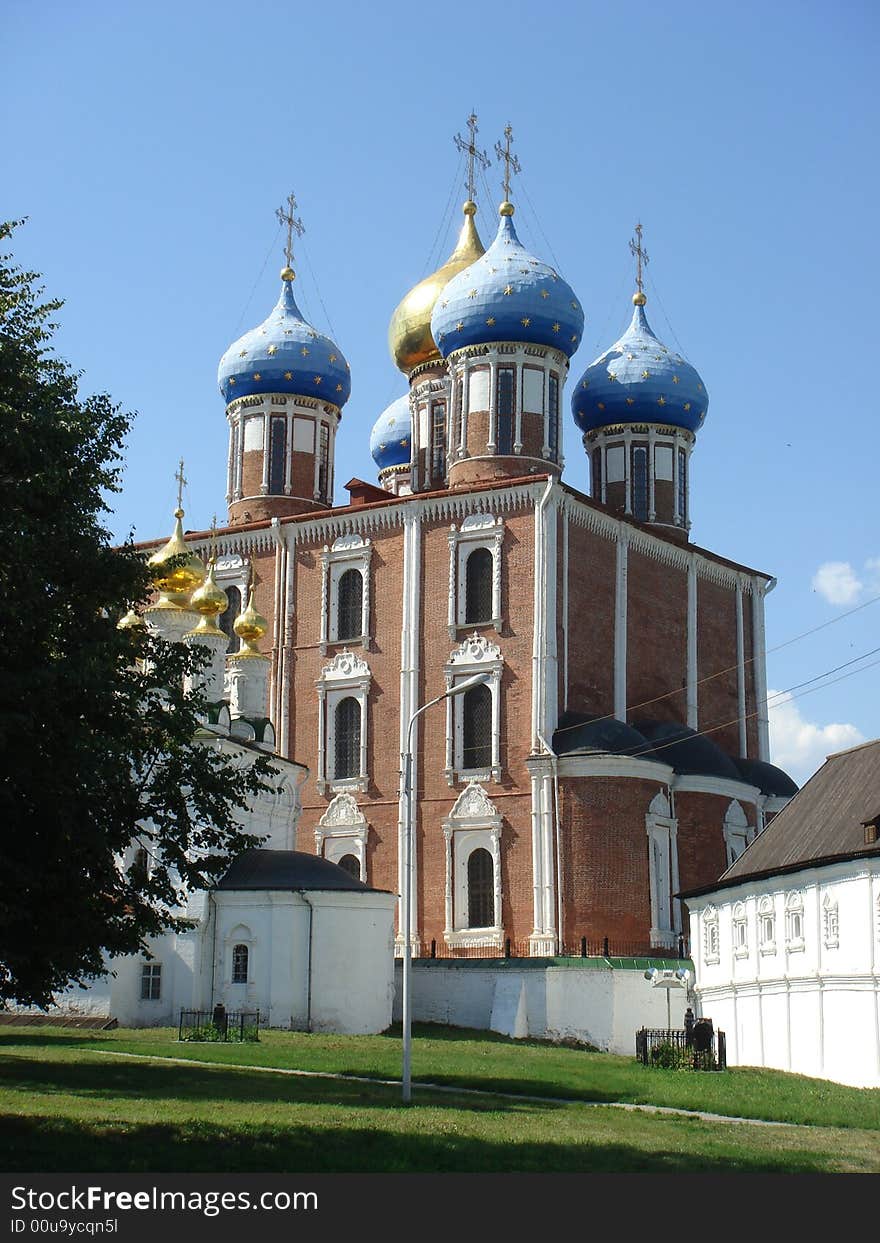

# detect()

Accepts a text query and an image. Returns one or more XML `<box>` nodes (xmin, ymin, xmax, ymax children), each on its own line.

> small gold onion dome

<box><xmin>499</xmin><ymin>200</ymin><xmax>515</xmax><ymax>217</ymax></box>
<box><xmin>281</xmin><ymin>266</ymin><xmax>295</xmax><ymax>282</ymax></box>
<box><xmin>188</xmin><ymin>561</ymin><xmax>229</xmax><ymax>636</ymax></box>
<box><xmin>117</xmin><ymin>607</ymin><xmax>145</xmax><ymax>630</ymax></box>
<box><xmin>388</xmin><ymin>201</ymin><xmax>485</xmax><ymax>375</ymax></box>
<box><xmin>233</xmin><ymin>586</ymin><xmax>268</xmax><ymax>655</ymax></box>
<box><xmin>146</xmin><ymin>508</ymin><xmax>207</xmax><ymax>609</ymax></box>
<box><xmin>632</xmin><ymin>290</ymin><xmax>647</xmax><ymax>306</ymax></box>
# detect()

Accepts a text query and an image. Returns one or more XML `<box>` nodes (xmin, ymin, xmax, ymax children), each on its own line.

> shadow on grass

<box><xmin>0</xmin><ymin>1113</ymin><xmax>836</xmax><ymax>1174</ymax></box>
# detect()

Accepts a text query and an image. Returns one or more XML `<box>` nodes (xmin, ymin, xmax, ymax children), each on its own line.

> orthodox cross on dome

<box><xmin>629</xmin><ymin>222</ymin><xmax>650</xmax><ymax>297</ymax></box>
<box><xmin>208</xmin><ymin>513</ymin><xmax>218</xmax><ymax>564</ymax></box>
<box><xmin>454</xmin><ymin>111</ymin><xmax>490</xmax><ymax>204</ymax></box>
<box><xmin>276</xmin><ymin>191</ymin><xmax>305</xmax><ymax>272</ymax></box>
<box><xmin>494</xmin><ymin>124</ymin><xmax>521</xmax><ymax>203</ymax></box>
<box><xmin>174</xmin><ymin>457</ymin><xmax>187</xmax><ymax>517</ymax></box>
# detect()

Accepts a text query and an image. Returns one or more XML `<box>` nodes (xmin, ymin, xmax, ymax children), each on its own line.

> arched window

<box><xmin>232</xmin><ymin>944</ymin><xmax>249</xmax><ymax>985</ymax></box>
<box><xmin>334</xmin><ymin>697</ymin><xmax>361</xmax><ymax>780</ymax></box>
<box><xmin>703</xmin><ymin>905</ymin><xmax>719</xmax><ymax>962</ymax></box>
<box><xmin>337</xmin><ymin>569</ymin><xmax>363</xmax><ymax>641</ymax></box>
<box><xmin>462</xmin><ymin>683</ymin><xmax>492</xmax><ymax>771</ymax></box>
<box><xmin>496</xmin><ymin>367</ymin><xmax>515</xmax><ymax>454</ymax></box>
<box><xmin>632</xmin><ymin>445</ymin><xmax>648</xmax><ymax>520</ymax></box>
<box><xmin>338</xmin><ymin>853</ymin><xmax>360</xmax><ymax>879</ymax></box>
<box><xmin>465</xmin><ymin>548</ymin><xmax>493</xmax><ymax>624</ymax></box>
<box><xmin>547</xmin><ymin>373</ymin><xmax>559</xmax><ymax>460</ymax></box>
<box><xmin>219</xmin><ymin>585</ymin><xmax>242</xmax><ymax>655</ymax></box>
<box><xmin>758</xmin><ymin>896</ymin><xmax>775</xmax><ymax>951</ymax></box>
<box><xmin>467</xmin><ymin>848</ymin><xmax>494</xmax><ymax>928</ymax></box>
<box><xmin>268</xmin><ymin>415</ymin><xmax>287</xmax><ymax>495</ymax></box>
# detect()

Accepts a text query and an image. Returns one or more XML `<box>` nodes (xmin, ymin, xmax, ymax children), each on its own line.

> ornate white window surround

<box><xmin>444</xmin><ymin>634</ymin><xmax>503</xmax><ymax>785</ymax></box>
<box><xmin>447</xmin><ymin>512</ymin><xmax>504</xmax><ymax>637</ymax></box>
<box><xmin>732</xmin><ymin>901</ymin><xmax>748</xmax><ymax>958</ymax></box>
<box><xmin>222</xmin><ymin>922</ymin><xmax>257</xmax><ymax>1004</ymax></box>
<box><xmin>319</xmin><ymin>534</ymin><xmax>372</xmax><ymax>655</ymax></box>
<box><xmin>758</xmin><ymin>895</ymin><xmax>776</xmax><ymax>955</ymax></box>
<box><xmin>646</xmin><ymin>791</ymin><xmax>679</xmax><ymax>950</ymax></box>
<box><xmin>442</xmin><ymin>783</ymin><xmax>504</xmax><ymax>948</ymax></box>
<box><xmin>702</xmin><ymin>904</ymin><xmax>720</xmax><ymax>965</ymax></box>
<box><xmin>785</xmin><ymin>890</ymin><xmax>805</xmax><ymax>952</ymax></box>
<box><xmin>316</xmin><ymin>649</ymin><xmax>371</xmax><ymax>795</ymax></box>
<box><xmin>314</xmin><ymin>791</ymin><xmax>369</xmax><ymax>882</ymax></box>
<box><xmin>723</xmin><ymin>800</ymin><xmax>752</xmax><ymax>868</ymax></box>
<box><xmin>822</xmin><ymin>892</ymin><xmax>839</xmax><ymax>950</ymax></box>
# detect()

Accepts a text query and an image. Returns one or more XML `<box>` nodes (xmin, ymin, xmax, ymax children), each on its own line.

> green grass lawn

<box><xmin>1</xmin><ymin>1025</ymin><xmax>878</xmax><ymax>1173</ymax></box>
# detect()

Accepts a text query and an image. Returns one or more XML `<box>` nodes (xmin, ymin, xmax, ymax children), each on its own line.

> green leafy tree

<box><xmin>0</xmin><ymin>221</ymin><xmax>272</xmax><ymax>1007</ymax></box>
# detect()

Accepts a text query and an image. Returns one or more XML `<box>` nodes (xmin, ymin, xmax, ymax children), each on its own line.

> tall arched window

<box><xmin>462</xmin><ymin>683</ymin><xmax>492</xmax><ymax>771</ymax></box>
<box><xmin>467</xmin><ymin>848</ymin><xmax>494</xmax><ymax>928</ymax></box>
<box><xmin>632</xmin><ymin>446</ymin><xmax>648</xmax><ymax>520</ymax></box>
<box><xmin>338</xmin><ymin>853</ymin><xmax>360</xmax><ymax>879</ymax></box>
<box><xmin>269</xmin><ymin>415</ymin><xmax>287</xmax><ymax>495</ymax></box>
<box><xmin>334</xmin><ymin>696</ymin><xmax>361</xmax><ymax>780</ymax></box>
<box><xmin>232</xmin><ymin>944</ymin><xmax>249</xmax><ymax>984</ymax></box>
<box><xmin>219</xmin><ymin>585</ymin><xmax>242</xmax><ymax>654</ymax></box>
<box><xmin>336</xmin><ymin>569</ymin><xmax>363</xmax><ymax>641</ymax></box>
<box><xmin>465</xmin><ymin>548</ymin><xmax>493</xmax><ymax>624</ymax></box>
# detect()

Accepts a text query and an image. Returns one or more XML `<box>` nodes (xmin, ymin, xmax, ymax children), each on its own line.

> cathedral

<box><xmin>126</xmin><ymin>120</ymin><xmax>797</xmax><ymax>1026</ymax></box>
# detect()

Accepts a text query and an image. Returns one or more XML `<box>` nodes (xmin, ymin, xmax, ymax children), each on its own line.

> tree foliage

<box><xmin>0</xmin><ymin>221</ymin><xmax>272</xmax><ymax>1007</ymax></box>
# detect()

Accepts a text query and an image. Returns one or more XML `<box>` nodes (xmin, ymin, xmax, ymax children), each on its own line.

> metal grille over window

<box><xmin>431</xmin><ymin>400</ymin><xmax>446</xmax><ymax>483</ymax></box>
<box><xmin>338</xmin><ymin>854</ymin><xmax>360</xmax><ymax>879</ymax></box>
<box><xmin>318</xmin><ymin>424</ymin><xmax>330</xmax><ymax>500</ymax></box>
<box><xmin>140</xmin><ymin>963</ymin><xmax>161</xmax><ymax>1001</ymax></box>
<box><xmin>219</xmin><ymin>585</ymin><xmax>242</xmax><ymax>654</ymax></box>
<box><xmin>592</xmin><ymin>448</ymin><xmax>602</xmax><ymax>498</ymax></box>
<box><xmin>548</xmin><ymin>373</ymin><xmax>559</xmax><ymax>460</ymax></box>
<box><xmin>462</xmin><ymin>683</ymin><xmax>492</xmax><ymax>770</ymax></box>
<box><xmin>465</xmin><ymin>548</ymin><xmax>493</xmax><ymax>624</ymax></box>
<box><xmin>269</xmin><ymin>415</ymin><xmax>286</xmax><ymax>494</ymax></box>
<box><xmin>334</xmin><ymin>696</ymin><xmax>361</xmax><ymax>780</ymax></box>
<box><xmin>467</xmin><ymin>848</ymin><xmax>494</xmax><ymax>928</ymax></box>
<box><xmin>232</xmin><ymin>944</ymin><xmax>249</xmax><ymax>984</ymax></box>
<box><xmin>496</xmin><ymin>367</ymin><xmax>515</xmax><ymax>454</ymax></box>
<box><xmin>678</xmin><ymin>447</ymin><xmax>687</xmax><ymax>524</ymax></box>
<box><xmin>633</xmin><ymin>445</ymin><xmax>648</xmax><ymax>520</ymax></box>
<box><xmin>337</xmin><ymin>568</ymin><xmax>363</xmax><ymax>641</ymax></box>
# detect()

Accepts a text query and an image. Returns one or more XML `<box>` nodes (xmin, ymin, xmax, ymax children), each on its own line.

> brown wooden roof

<box><xmin>681</xmin><ymin>739</ymin><xmax>880</xmax><ymax>897</ymax></box>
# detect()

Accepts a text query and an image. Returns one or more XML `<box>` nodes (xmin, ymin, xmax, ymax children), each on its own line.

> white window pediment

<box><xmin>315</xmin><ymin>792</ymin><xmax>369</xmax><ymax>881</ymax></box>
<box><xmin>442</xmin><ymin>783</ymin><xmax>503</xmax><ymax>948</ymax></box>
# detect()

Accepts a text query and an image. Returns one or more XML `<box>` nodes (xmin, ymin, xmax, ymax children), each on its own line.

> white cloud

<box><xmin>812</xmin><ymin>561</ymin><xmax>863</xmax><ymax>606</ymax></box>
<box><xmin>768</xmin><ymin>689</ymin><xmax>865</xmax><ymax>785</ymax></box>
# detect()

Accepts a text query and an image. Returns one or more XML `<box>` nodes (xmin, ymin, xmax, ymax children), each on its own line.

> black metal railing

<box><xmin>419</xmin><ymin>934</ymin><xmax>690</xmax><ymax>961</ymax></box>
<box><xmin>635</xmin><ymin>1024</ymin><xmax>726</xmax><ymax>1072</ymax></box>
<box><xmin>178</xmin><ymin>1008</ymin><xmax>260</xmax><ymax>1043</ymax></box>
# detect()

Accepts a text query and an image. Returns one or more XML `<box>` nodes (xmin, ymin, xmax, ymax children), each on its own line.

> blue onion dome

<box><xmin>571</xmin><ymin>293</ymin><xmax>707</xmax><ymax>435</ymax></box>
<box><xmin>430</xmin><ymin>204</ymin><xmax>584</xmax><ymax>358</ymax></box>
<box><xmin>369</xmin><ymin>394</ymin><xmax>412</xmax><ymax>471</ymax></box>
<box><xmin>218</xmin><ymin>269</ymin><xmax>351</xmax><ymax>408</ymax></box>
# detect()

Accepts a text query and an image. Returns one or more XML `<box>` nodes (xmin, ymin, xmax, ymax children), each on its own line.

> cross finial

<box><xmin>629</xmin><ymin>222</ymin><xmax>649</xmax><ymax>296</ymax></box>
<box><xmin>494</xmin><ymin>124</ymin><xmax>521</xmax><ymax>204</ymax></box>
<box><xmin>174</xmin><ymin>458</ymin><xmax>187</xmax><ymax>517</ymax></box>
<box><xmin>276</xmin><ymin>191</ymin><xmax>305</xmax><ymax>272</ymax></box>
<box><xmin>453</xmin><ymin>111</ymin><xmax>490</xmax><ymax>204</ymax></box>
<box><xmin>208</xmin><ymin>513</ymin><xmax>218</xmax><ymax>564</ymax></box>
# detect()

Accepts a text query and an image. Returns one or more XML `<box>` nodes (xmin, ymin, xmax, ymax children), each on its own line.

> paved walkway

<box><xmin>88</xmin><ymin>1048</ymin><xmax>791</xmax><ymax>1128</ymax></box>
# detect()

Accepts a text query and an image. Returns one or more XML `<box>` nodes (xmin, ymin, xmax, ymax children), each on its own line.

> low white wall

<box><xmin>393</xmin><ymin>960</ymin><xmax>690</xmax><ymax>1055</ymax></box>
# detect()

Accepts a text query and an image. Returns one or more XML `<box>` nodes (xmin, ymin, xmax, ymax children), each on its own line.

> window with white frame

<box><xmin>316</xmin><ymin>649</ymin><xmax>371</xmax><ymax>794</ymax></box>
<box><xmin>320</xmin><ymin>533</ymin><xmax>372</xmax><ymax>653</ymax></box>
<box><xmin>723</xmin><ymin>800</ymin><xmax>752</xmax><ymax>868</ymax></box>
<box><xmin>442</xmin><ymin>783</ymin><xmax>503</xmax><ymax>948</ymax></box>
<box><xmin>232</xmin><ymin>944</ymin><xmax>249</xmax><ymax>985</ymax></box>
<box><xmin>822</xmin><ymin>892</ymin><xmax>839</xmax><ymax>949</ymax></box>
<box><xmin>315</xmin><ymin>791</ymin><xmax>369</xmax><ymax>881</ymax></box>
<box><xmin>140</xmin><ymin>962</ymin><xmax>162</xmax><ymax>1001</ymax></box>
<box><xmin>447</xmin><ymin>512</ymin><xmax>504</xmax><ymax>636</ymax></box>
<box><xmin>646</xmin><ymin>792</ymin><xmax>679</xmax><ymax>951</ymax></box>
<box><xmin>444</xmin><ymin>634</ymin><xmax>503</xmax><ymax>784</ymax></box>
<box><xmin>703</xmin><ymin>905</ymin><xmax>719</xmax><ymax>964</ymax></box>
<box><xmin>758</xmin><ymin>895</ymin><xmax>776</xmax><ymax>953</ymax></box>
<box><xmin>213</xmin><ymin>555</ymin><xmax>250</xmax><ymax>655</ymax></box>
<box><xmin>785</xmin><ymin>891</ymin><xmax>805</xmax><ymax>951</ymax></box>
<box><xmin>732</xmin><ymin>902</ymin><xmax>748</xmax><ymax>957</ymax></box>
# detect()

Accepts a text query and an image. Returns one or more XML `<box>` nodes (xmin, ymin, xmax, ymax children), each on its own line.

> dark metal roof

<box><xmin>632</xmin><ymin>721</ymin><xmax>742</xmax><ymax>781</ymax></box>
<box><xmin>682</xmin><ymin>740</ymin><xmax>880</xmax><ymax>897</ymax></box>
<box><xmin>218</xmin><ymin>849</ymin><xmax>384</xmax><ymax>893</ymax></box>
<box><xmin>553</xmin><ymin>713</ymin><xmax>649</xmax><ymax>756</ymax></box>
<box><xmin>733</xmin><ymin>756</ymin><xmax>799</xmax><ymax>798</ymax></box>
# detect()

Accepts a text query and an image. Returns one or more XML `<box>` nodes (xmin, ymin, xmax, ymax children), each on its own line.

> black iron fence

<box><xmin>419</xmin><ymin>935</ymin><xmax>689</xmax><ymax>961</ymax></box>
<box><xmin>178</xmin><ymin>1008</ymin><xmax>261</xmax><ymax>1043</ymax></box>
<box><xmin>636</xmin><ymin>1024</ymin><xmax>726</xmax><ymax>1072</ymax></box>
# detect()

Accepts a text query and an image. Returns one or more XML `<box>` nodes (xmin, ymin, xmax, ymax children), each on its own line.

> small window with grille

<box><xmin>338</xmin><ymin>854</ymin><xmax>361</xmax><ymax>879</ymax></box>
<box><xmin>318</xmin><ymin>423</ymin><xmax>330</xmax><ymax>500</ymax></box>
<box><xmin>232</xmin><ymin>944</ymin><xmax>249</xmax><ymax>985</ymax></box>
<box><xmin>430</xmin><ymin>400</ymin><xmax>447</xmax><ymax>484</ymax></box>
<box><xmin>269</xmin><ymin>415</ymin><xmax>287</xmax><ymax>495</ymax></box>
<box><xmin>464</xmin><ymin>548</ymin><xmax>493</xmax><ymax>624</ymax></box>
<box><xmin>467</xmin><ymin>848</ymin><xmax>495</xmax><ymax>928</ymax></box>
<box><xmin>334</xmin><ymin>697</ymin><xmax>361</xmax><ymax>780</ymax></box>
<box><xmin>496</xmin><ymin>367</ymin><xmax>515</xmax><ymax>454</ymax></box>
<box><xmin>336</xmin><ymin>569</ymin><xmax>363</xmax><ymax>641</ymax></box>
<box><xmin>462</xmin><ymin>683</ymin><xmax>492</xmax><ymax>771</ymax></box>
<box><xmin>547</xmin><ymin>373</ymin><xmax>559</xmax><ymax>460</ymax></box>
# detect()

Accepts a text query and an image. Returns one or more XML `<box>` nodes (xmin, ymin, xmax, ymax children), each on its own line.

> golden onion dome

<box><xmin>146</xmin><ymin>508</ymin><xmax>207</xmax><ymax>609</ymax></box>
<box><xmin>233</xmin><ymin>586</ymin><xmax>268</xmax><ymax>655</ymax></box>
<box><xmin>388</xmin><ymin>201</ymin><xmax>485</xmax><ymax>376</ymax></box>
<box><xmin>188</xmin><ymin>561</ymin><xmax>229</xmax><ymax>638</ymax></box>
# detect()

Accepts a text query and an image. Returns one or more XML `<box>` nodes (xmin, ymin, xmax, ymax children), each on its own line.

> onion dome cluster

<box><xmin>146</xmin><ymin>509</ymin><xmax>207</xmax><ymax>609</ymax></box>
<box><xmin>388</xmin><ymin>203</ymin><xmax>485</xmax><ymax>375</ymax></box>
<box><xmin>572</xmin><ymin>295</ymin><xmax>707</xmax><ymax>435</ymax></box>
<box><xmin>369</xmin><ymin>394</ymin><xmax>412</xmax><ymax>471</ymax></box>
<box><xmin>218</xmin><ymin>271</ymin><xmax>351</xmax><ymax>408</ymax></box>
<box><xmin>430</xmin><ymin>205</ymin><xmax>583</xmax><ymax>358</ymax></box>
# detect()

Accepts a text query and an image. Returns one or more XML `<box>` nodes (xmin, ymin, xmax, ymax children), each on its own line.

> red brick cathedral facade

<box><xmin>150</xmin><ymin>183</ymin><xmax>796</xmax><ymax>961</ymax></box>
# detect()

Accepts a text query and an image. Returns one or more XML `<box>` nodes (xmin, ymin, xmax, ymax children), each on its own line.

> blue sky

<box><xmin>7</xmin><ymin>0</ymin><xmax>879</xmax><ymax>782</ymax></box>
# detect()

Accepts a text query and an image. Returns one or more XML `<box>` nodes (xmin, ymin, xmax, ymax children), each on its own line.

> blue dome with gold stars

<box><xmin>572</xmin><ymin>297</ymin><xmax>707</xmax><ymax>435</ymax></box>
<box><xmin>218</xmin><ymin>273</ymin><xmax>351</xmax><ymax>408</ymax></box>
<box><xmin>430</xmin><ymin>207</ymin><xmax>584</xmax><ymax>358</ymax></box>
<box><xmin>370</xmin><ymin>395</ymin><xmax>412</xmax><ymax>471</ymax></box>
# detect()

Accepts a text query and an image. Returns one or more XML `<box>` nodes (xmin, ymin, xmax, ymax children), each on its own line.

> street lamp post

<box><xmin>400</xmin><ymin>670</ymin><xmax>490</xmax><ymax>1104</ymax></box>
